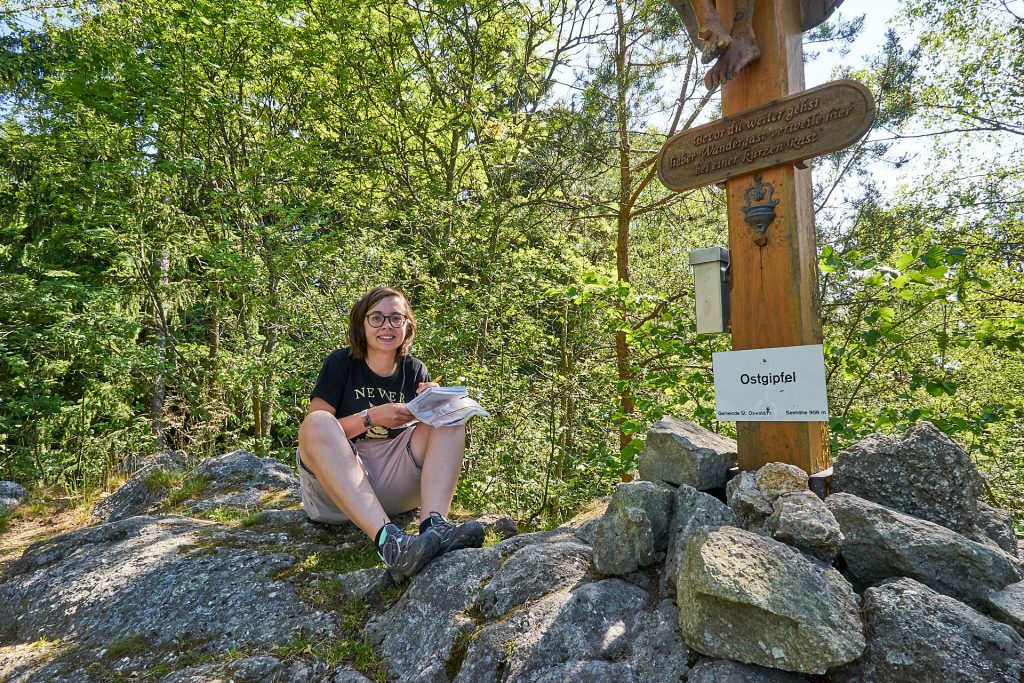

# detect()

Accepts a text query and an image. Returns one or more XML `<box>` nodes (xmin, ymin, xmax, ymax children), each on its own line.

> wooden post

<box><xmin>720</xmin><ymin>0</ymin><xmax>830</xmax><ymax>473</ymax></box>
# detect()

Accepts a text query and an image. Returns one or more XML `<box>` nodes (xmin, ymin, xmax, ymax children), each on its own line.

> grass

<box><xmin>164</xmin><ymin>473</ymin><xmax>212</xmax><ymax>508</ymax></box>
<box><xmin>274</xmin><ymin>598</ymin><xmax>386</xmax><ymax>682</ymax></box>
<box><xmin>192</xmin><ymin>505</ymin><xmax>261</xmax><ymax>527</ymax></box>
<box><xmin>105</xmin><ymin>634</ymin><xmax>149</xmax><ymax>661</ymax></box>
<box><xmin>271</xmin><ymin>545</ymin><xmax>382</xmax><ymax>581</ymax></box>
<box><xmin>142</xmin><ymin>468</ymin><xmax>183</xmax><ymax>494</ymax></box>
<box><xmin>482</xmin><ymin>529</ymin><xmax>503</xmax><ymax>548</ymax></box>
<box><xmin>0</xmin><ymin>511</ymin><xmax>12</xmax><ymax>535</ymax></box>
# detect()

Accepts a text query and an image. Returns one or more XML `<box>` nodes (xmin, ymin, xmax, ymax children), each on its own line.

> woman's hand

<box><xmin>416</xmin><ymin>381</ymin><xmax>440</xmax><ymax>395</ymax></box>
<box><xmin>368</xmin><ymin>403</ymin><xmax>415</xmax><ymax>428</ymax></box>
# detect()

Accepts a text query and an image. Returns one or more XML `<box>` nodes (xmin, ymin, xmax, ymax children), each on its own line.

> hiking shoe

<box><xmin>426</xmin><ymin>511</ymin><xmax>485</xmax><ymax>555</ymax></box>
<box><xmin>377</xmin><ymin>523</ymin><xmax>441</xmax><ymax>581</ymax></box>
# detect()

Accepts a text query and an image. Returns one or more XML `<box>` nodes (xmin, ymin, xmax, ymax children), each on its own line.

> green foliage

<box><xmin>164</xmin><ymin>473</ymin><xmax>212</xmax><ymax>508</ymax></box>
<box><xmin>0</xmin><ymin>0</ymin><xmax>1019</xmax><ymax>531</ymax></box>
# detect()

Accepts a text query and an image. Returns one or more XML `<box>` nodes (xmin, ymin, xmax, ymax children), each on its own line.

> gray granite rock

<box><xmin>0</xmin><ymin>480</ymin><xmax>29</xmax><ymax>515</ymax></box>
<box><xmin>726</xmin><ymin>470</ymin><xmax>772</xmax><ymax>533</ymax></box>
<box><xmin>184</xmin><ymin>450</ymin><xmax>300</xmax><ymax>512</ymax></box>
<box><xmin>365</xmin><ymin>546</ymin><xmax>505</xmax><ymax>683</ymax></box>
<box><xmin>664</xmin><ymin>485</ymin><xmax>736</xmax><ymax>594</ymax></box>
<box><xmin>827</xmin><ymin>578</ymin><xmax>1024</xmax><ymax>683</ymax></box>
<box><xmin>755</xmin><ymin>462</ymin><xmax>809</xmax><ymax>501</ymax></box>
<box><xmin>689</xmin><ymin>658</ymin><xmax>811</xmax><ymax>682</ymax></box>
<box><xmin>161</xmin><ymin>656</ymin><xmax>336</xmax><ymax>683</ymax></box>
<box><xmin>638</xmin><ymin>417</ymin><xmax>734</xmax><ymax>490</ymax></box>
<box><xmin>476</xmin><ymin>513</ymin><xmax>519</xmax><ymax>540</ymax></box>
<box><xmin>456</xmin><ymin>582</ymin><xmax>688</xmax><ymax>683</ymax></box>
<box><xmin>767</xmin><ymin>490</ymin><xmax>842</xmax><ymax>562</ymax></box>
<box><xmin>90</xmin><ymin>451</ymin><xmax>189</xmax><ymax>523</ymax></box>
<box><xmin>974</xmin><ymin>501</ymin><xmax>1019</xmax><ymax>555</ymax></box>
<box><xmin>336</xmin><ymin>567</ymin><xmax>394</xmax><ymax>601</ymax></box>
<box><xmin>478</xmin><ymin>541</ymin><xmax>592</xmax><ymax>618</ymax></box>
<box><xmin>984</xmin><ymin>580</ymin><xmax>1024</xmax><ymax>636</ymax></box>
<box><xmin>677</xmin><ymin>526</ymin><xmax>864</xmax><ymax>675</ymax></box>
<box><xmin>831</xmin><ymin>422</ymin><xmax>984</xmax><ymax>535</ymax></box>
<box><xmin>592</xmin><ymin>481</ymin><xmax>673</xmax><ymax>575</ymax></box>
<box><xmin>827</xmin><ymin>492</ymin><xmax>1021</xmax><ymax>608</ymax></box>
<box><xmin>0</xmin><ymin>515</ymin><xmax>334</xmax><ymax>659</ymax></box>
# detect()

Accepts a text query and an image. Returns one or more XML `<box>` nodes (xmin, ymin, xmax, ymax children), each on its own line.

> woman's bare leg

<box><xmin>411</xmin><ymin>423</ymin><xmax>466</xmax><ymax>521</ymax></box>
<box><xmin>298</xmin><ymin>410</ymin><xmax>388</xmax><ymax>538</ymax></box>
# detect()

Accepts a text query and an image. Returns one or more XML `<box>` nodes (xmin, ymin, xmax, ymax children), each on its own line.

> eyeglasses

<box><xmin>365</xmin><ymin>312</ymin><xmax>409</xmax><ymax>328</ymax></box>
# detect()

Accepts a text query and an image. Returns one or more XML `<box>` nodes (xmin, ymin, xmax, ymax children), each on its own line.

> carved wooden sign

<box><xmin>658</xmin><ymin>79</ymin><xmax>875</xmax><ymax>193</ymax></box>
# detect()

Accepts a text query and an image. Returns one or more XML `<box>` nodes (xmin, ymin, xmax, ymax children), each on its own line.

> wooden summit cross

<box><xmin>658</xmin><ymin>0</ymin><xmax>874</xmax><ymax>475</ymax></box>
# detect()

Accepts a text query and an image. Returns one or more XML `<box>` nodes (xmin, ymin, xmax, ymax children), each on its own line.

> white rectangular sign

<box><xmin>713</xmin><ymin>344</ymin><xmax>829</xmax><ymax>422</ymax></box>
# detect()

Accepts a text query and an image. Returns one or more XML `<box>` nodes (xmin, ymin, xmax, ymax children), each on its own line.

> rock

<box><xmin>160</xmin><ymin>655</ymin><xmax>337</xmax><ymax>683</ymax></box>
<box><xmin>677</xmin><ymin>526</ymin><xmax>864</xmax><ymax>675</ymax></box>
<box><xmin>476</xmin><ymin>514</ymin><xmax>518</xmax><ymax>540</ymax></box>
<box><xmin>638</xmin><ymin>417</ymin><xmax>734</xmax><ymax>490</ymax></box>
<box><xmin>0</xmin><ymin>516</ymin><xmax>335</xmax><ymax>663</ymax></box>
<box><xmin>755</xmin><ymin>462</ymin><xmax>809</xmax><ymax>500</ymax></box>
<box><xmin>984</xmin><ymin>580</ymin><xmax>1024</xmax><ymax>636</ymax></box>
<box><xmin>827</xmin><ymin>492</ymin><xmax>1021</xmax><ymax>608</ymax></box>
<box><xmin>91</xmin><ymin>451</ymin><xmax>189</xmax><ymax>523</ymax></box>
<box><xmin>336</xmin><ymin>567</ymin><xmax>394</xmax><ymax>601</ymax></box>
<box><xmin>831</xmin><ymin>422</ymin><xmax>984</xmax><ymax>535</ymax></box>
<box><xmin>455</xmin><ymin>581</ymin><xmax>689</xmax><ymax>683</ymax></box>
<box><xmin>185</xmin><ymin>450</ymin><xmax>300</xmax><ymax>512</ymax></box>
<box><xmin>767</xmin><ymin>490</ymin><xmax>842</xmax><ymax>562</ymax></box>
<box><xmin>664</xmin><ymin>485</ymin><xmax>736</xmax><ymax>594</ymax></box>
<box><xmin>365</xmin><ymin>546</ymin><xmax>504</xmax><ymax>683</ymax></box>
<box><xmin>592</xmin><ymin>481</ymin><xmax>673</xmax><ymax>575</ymax></box>
<box><xmin>477</xmin><ymin>541</ymin><xmax>592</xmax><ymax>618</ymax></box>
<box><xmin>828</xmin><ymin>578</ymin><xmax>1024</xmax><ymax>683</ymax></box>
<box><xmin>974</xmin><ymin>501</ymin><xmax>1019</xmax><ymax>555</ymax></box>
<box><xmin>726</xmin><ymin>471</ymin><xmax>772</xmax><ymax>532</ymax></box>
<box><xmin>0</xmin><ymin>480</ymin><xmax>29</xmax><ymax>515</ymax></box>
<box><xmin>689</xmin><ymin>658</ymin><xmax>811</xmax><ymax>682</ymax></box>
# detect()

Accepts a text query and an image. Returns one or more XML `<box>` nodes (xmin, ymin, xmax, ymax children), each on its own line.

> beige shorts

<box><xmin>296</xmin><ymin>426</ymin><xmax>422</xmax><ymax>524</ymax></box>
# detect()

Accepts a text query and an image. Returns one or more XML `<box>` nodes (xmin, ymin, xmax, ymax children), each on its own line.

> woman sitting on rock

<box><xmin>297</xmin><ymin>286</ymin><xmax>483</xmax><ymax>580</ymax></box>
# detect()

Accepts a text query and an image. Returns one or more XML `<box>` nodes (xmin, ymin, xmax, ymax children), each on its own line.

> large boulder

<box><xmin>185</xmin><ymin>450</ymin><xmax>300</xmax><ymax>512</ymax></box>
<box><xmin>973</xmin><ymin>501</ymin><xmax>1019</xmax><ymax>555</ymax></box>
<box><xmin>0</xmin><ymin>480</ymin><xmax>29</xmax><ymax>515</ymax></box>
<box><xmin>828</xmin><ymin>578</ymin><xmax>1024</xmax><ymax>683</ymax></box>
<box><xmin>91</xmin><ymin>451</ymin><xmax>190</xmax><ymax>523</ymax></box>
<box><xmin>827</xmin><ymin>492</ymin><xmax>1021</xmax><ymax>608</ymax></box>
<box><xmin>677</xmin><ymin>526</ymin><xmax>864</xmax><ymax>675</ymax></box>
<box><xmin>767</xmin><ymin>490</ymin><xmax>842</xmax><ymax>562</ymax></box>
<box><xmin>689</xmin><ymin>658</ymin><xmax>811</xmax><ymax>682</ymax></box>
<box><xmin>592</xmin><ymin>481</ymin><xmax>673</xmax><ymax>575</ymax></box>
<box><xmin>365</xmin><ymin>545</ymin><xmax>506</xmax><ymax>683</ymax></box>
<box><xmin>984</xmin><ymin>580</ymin><xmax>1024</xmax><ymax>637</ymax></box>
<box><xmin>831</xmin><ymin>422</ymin><xmax>994</xmax><ymax>539</ymax></box>
<box><xmin>455</xmin><ymin>581</ymin><xmax>689</xmax><ymax>683</ymax></box>
<box><xmin>663</xmin><ymin>485</ymin><xmax>736</xmax><ymax>593</ymax></box>
<box><xmin>477</xmin><ymin>541</ymin><xmax>593</xmax><ymax>618</ymax></box>
<box><xmin>0</xmin><ymin>515</ymin><xmax>336</xmax><ymax>679</ymax></box>
<box><xmin>638</xmin><ymin>417</ymin><xmax>734</xmax><ymax>490</ymax></box>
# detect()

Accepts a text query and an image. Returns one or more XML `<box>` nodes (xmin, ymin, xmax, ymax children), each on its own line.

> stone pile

<box><xmin>0</xmin><ymin>420</ymin><xmax>1021</xmax><ymax>682</ymax></box>
<box><xmin>594</xmin><ymin>419</ymin><xmax>1024</xmax><ymax>681</ymax></box>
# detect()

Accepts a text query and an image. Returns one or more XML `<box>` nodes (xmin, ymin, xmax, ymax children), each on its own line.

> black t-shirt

<box><xmin>310</xmin><ymin>348</ymin><xmax>429</xmax><ymax>441</ymax></box>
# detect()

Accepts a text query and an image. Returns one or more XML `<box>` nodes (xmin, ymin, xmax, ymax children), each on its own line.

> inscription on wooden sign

<box><xmin>658</xmin><ymin>80</ymin><xmax>875</xmax><ymax>193</ymax></box>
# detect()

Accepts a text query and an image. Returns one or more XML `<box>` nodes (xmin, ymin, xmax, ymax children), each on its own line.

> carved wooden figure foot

<box><xmin>704</xmin><ymin>0</ymin><xmax>760</xmax><ymax>89</ymax></box>
<box><xmin>692</xmin><ymin>0</ymin><xmax>732</xmax><ymax>63</ymax></box>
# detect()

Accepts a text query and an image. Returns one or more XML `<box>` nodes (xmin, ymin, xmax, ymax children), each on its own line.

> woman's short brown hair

<box><xmin>348</xmin><ymin>287</ymin><xmax>417</xmax><ymax>360</ymax></box>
